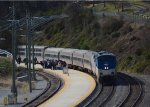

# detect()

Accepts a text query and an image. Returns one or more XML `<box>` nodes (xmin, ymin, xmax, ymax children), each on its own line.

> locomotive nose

<box><xmin>104</xmin><ymin>67</ymin><xmax>109</xmax><ymax>69</ymax></box>
<box><xmin>104</xmin><ymin>63</ymin><xmax>109</xmax><ymax>69</ymax></box>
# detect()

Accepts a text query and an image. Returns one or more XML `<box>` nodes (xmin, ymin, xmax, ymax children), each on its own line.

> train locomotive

<box><xmin>17</xmin><ymin>45</ymin><xmax>117</xmax><ymax>82</ymax></box>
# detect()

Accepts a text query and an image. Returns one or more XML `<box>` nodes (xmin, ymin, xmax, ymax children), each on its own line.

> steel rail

<box><xmin>84</xmin><ymin>80</ymin><xmax>116</xmax><ymax>107</ymax></box>
<box><xmin>117</xmin><ymin>73</ymin><xmax>144</xmax><ymax>107</ymax></box>
<box><xmin>22</xmin><ymin>70</ymin><xmax>63</xmax><ymax>107</ymax></box>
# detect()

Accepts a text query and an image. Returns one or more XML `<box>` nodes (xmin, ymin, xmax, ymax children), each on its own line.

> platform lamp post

<box><xmin>11</xmin><ymin>2</ymin><xmax>17</xmax><ymax>99</ymax></box>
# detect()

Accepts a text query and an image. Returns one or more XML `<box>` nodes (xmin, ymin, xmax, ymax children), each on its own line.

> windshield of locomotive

<box><xmin>97</xmin><ymin>55</ymin><xmax>117</xmax><ymax>70</ymax></box>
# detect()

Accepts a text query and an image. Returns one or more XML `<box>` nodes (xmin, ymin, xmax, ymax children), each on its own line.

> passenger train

<box><xmin>17</xmin><ymin>45</ymin><xmax>117</xmax><ymax>82</ymax></box>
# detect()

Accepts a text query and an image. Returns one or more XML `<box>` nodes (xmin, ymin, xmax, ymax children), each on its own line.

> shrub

<box><xmin>0</xmin><ymin>57</ymin><xmax>12</xmax><ymax>75</ymax></box>
<box><xmin>111</xmin><ymin>32</ymin><xmax>120</xmax><ymax>38</ymax></box>
<box><xmin>135</xmin><ymin>48</ymin><xmax>142</xmax><ymax>56</ymax></box>
<box><xmin>101</xmin><ymin>17</ymin><xmax>123</xmax><ymax>35</ymax></box>
<box><xmin>130</xmin><ymin>60</ymin><xmax>149</xmax><ymax>73</ymax></box>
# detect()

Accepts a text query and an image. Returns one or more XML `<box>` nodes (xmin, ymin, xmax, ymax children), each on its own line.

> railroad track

<box><xmin>88</xmin><ymin>81</ymin><xmax>116</xmax><ymax>107</ymax></box>
<box><xmin>22</xmin><ymin>70</ymin><xmax>63</xmax><ymax>107</ymax></box>
<box><xmin>78</xmin><ymin>72</ymin><xmax>144</xmax><ymax>107</ymax></box>
<box><xmin>78</xmin><ymin>79</ymin><xmax>116</xmax><ymax>107</ymax></box>
<box><xmin>117</xmin><ymin>72</ymin><xmax>144</xmax><ymax>107</ymax></box>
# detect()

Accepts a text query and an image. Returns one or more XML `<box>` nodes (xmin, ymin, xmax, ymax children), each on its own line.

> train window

<box><xmin>18</xmin><ymin>48</ymin><xmax>25</xmax><ymax>51</ymax></box>
<box><xmin>73</xmin><ymin>57</ymin><xmax>81</xmax><ymax>61</ymax></box>
<box><xmin>18</xmin><ymin>52</ymin><xmax>25</xmax><ymax>55</ymax></box>
<box><xmin>53</xmin><ymin>55</ymin><xmax>58</xmax><ymax>58</ymax></box>
<box><xmin>50</xmin><ymin>54</ymin><xmax>53</xmax><ymax>57</ymax></box>
<box><xmin>35</xmin><ymin>49</ymin><xmax>42</xmax><ymax>52</ymax></box>
<box><xmin>61</xmin><ymin>55</ymin><xmax>70</xmax><ymax>59</ymax></box>
<box><xmin>45</xmin><ymin>54</ymin><xmax>50</xmax><ymax>57</ymax></box>
<box><xmin>45</xmin><ymin>54</ymin><xmax>58</xmax><ymax>58</ymax></box>
<box><xmin>83</xmin><ymin>59</ymin><xmax>90</xmax><ymax>64</ymax></box>
<box><xmin>35</xmin><ymin>53</ymin><xmax>41</xmax><ymax>56</ymax></box>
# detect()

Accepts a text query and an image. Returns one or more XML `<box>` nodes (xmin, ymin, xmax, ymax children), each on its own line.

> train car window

<box><xmin>61</xmin><ymin>55</ymin><xmax>70</xmax><ymax>59</ymax></box>
<box><xmin>35</xmin><ymin>53</ymin><xmax>41</xmax><ymax>56</ymax></box>
<box><xmin>73</xmin><ymin>57</ymin><xmax>81</xmax><ymax>61</ymax></box>
<box><xmin>18</xmin><ymin>48</ymin><xmax>25</xmax><ymax>51</ymax></box>
<box><xmin>35</xmin><ymin>49</ymin><xmax>42</xmax><ymax>52</ymax></box>
<box><xmin>83</xmin><ymin>59</ymin><xmax>90</xmax><ymax>64</ymax></box>
<box><xmin>45</xmin><ymin>54</ymin><xmax>58</xmax><ymax>58</ymax></box>
<box><xmin>45</xmin><ymin>54</ymin><xmax>50</xmax><ymax>57</ymax></box>
<box><xmin>18</xmin><ymin>52</ymin><xmax>25</xmax><ymax>55</ymax></box>
<box><xmin>53</xmin><ymin>55</ymin><xmax>58</xmax><ymax>58</ymax></box>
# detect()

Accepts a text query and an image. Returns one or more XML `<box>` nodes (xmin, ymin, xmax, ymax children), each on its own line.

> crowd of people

<box><xmin>17</xmin><ymin>56</ymin><xmax>38</xmax><ymax>65</ymax></box>
<box><xmin>41</xmin><ymin>59</ymin><xmax>67</xmax><ymax>70</ymax></box>
<box><xmin>17</xmin><ymin>56</ymin><xmax>68</xmax><ymax>71</ymax></box>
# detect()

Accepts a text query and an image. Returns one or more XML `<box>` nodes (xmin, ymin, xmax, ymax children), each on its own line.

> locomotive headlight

<box><xmin>105</xmin><ymin>67</ymin><xmax>107</xmax><ymax>69</ymax></box>
<box><xmin>107</xmin><ymin>67</ymin><xmax>109</xmax><ymax>69</ymax></box>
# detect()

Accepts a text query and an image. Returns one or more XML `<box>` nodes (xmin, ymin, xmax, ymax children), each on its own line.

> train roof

<box><xmin>45</xmin><ymin>47</ymin><xmax>63</xmax><ymax>52</ymax></box>
<box><xmin>98</xmin><ymin>51</ymin><xmax>115</xmax><ymax>56</ymax></box>
<box><xmin>73</xmin><ymin>49</ymin><xmax>98</xmax><ymax>57</ymax></box>
<box><xmin>98</xmin><ymin>51</ymin><xmax>108</xmax><ymax>55</ymax></box>
<box><xmin>60</xmin><ymin>48</ymin><xmax>78</xmax><ymax>53</ymax></box>
<box><xmin>74</xmin><ymin>49</ymin><xmax>89</xmax><ymax>54</ymax></box>
<box><xmin>18</xmin><ymin>45</ymin><xmax>45</xmax><ymax>48</ymax></box>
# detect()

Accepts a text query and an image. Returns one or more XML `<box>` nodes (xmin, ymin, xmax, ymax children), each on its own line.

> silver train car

<box><xmin>17</xmin><ymin>45</ymin><xmax>45</xmax><ymax>63</ymax></box>
<box><xmin>18</xmin><ymin>45</ymin><xmax>117</xmax><ymax>82</ymax></box>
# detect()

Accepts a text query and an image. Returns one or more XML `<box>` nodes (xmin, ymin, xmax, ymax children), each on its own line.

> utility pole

<box><xmin>31</xmin><ymin>17</ymin><xmax>36</xmax><ymax>80</ymax></box>
<box><xmin>26</xmin><ymin>10</ymin><xmax>32</xmax><ymax>93</ymax></box>
<box><xmin>32</xmin><ymin>33</ymin><xmax>36</xmax><ymax>80</ymax></box>
<box><xmin>26</xmin><ymin>10</ymin><xmax>29</xmax><ymax>69</ymax></box>
<box><xmin>11</xmin><ymin>1</ymin><xmax>17</xmax><ymax>99</ymax></box>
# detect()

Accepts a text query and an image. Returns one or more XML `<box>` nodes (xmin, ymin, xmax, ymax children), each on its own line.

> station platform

<box><xmin>39</xmin><ymin>68</ymin><xmax>96</xmax><ymax>107</ymax></box>
<box><xmin>17</xmin><ymin>63</ymin><xmax>96</xmax><ymax>107</ymax></box>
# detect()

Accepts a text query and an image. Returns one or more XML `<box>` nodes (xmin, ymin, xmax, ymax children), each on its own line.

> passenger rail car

<box><xmin>44</xmin><ymin>48</ymin><xmax>63</xmax><ymax>61</ymax></box>
<box><xmin>18</xmin><ymin>45</ymin><xmax>117</xmax><ymax>82</ymax></box>
<box><xmin>17</xmin><ymin>45</ymin><xmax>45</xmax><ymax>63</ymax></box>
<box><xmin>59</xmin><ymin>49</ymin><xmax>78</xmax><ymax>67</ymax></box>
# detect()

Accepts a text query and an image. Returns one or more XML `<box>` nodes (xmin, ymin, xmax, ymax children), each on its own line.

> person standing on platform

<box><xmin>17</xmin><ymin>56</ymin><xmax>21</xmax><ymax>64</ymax></box>
<box><xmin>34</xmin><ymin>57</ymin><xmax>37</xmax><ymax>64</ymax></box>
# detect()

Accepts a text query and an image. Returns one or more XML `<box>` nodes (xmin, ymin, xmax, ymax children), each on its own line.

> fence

<box><xmin>94</xmin><ymin>11</ymin><xmax>150</xmax><ymax>25</ymax></box>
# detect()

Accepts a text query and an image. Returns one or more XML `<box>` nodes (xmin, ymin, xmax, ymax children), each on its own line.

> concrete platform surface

<box><xmin>39</xmin><ymin>69</ymin><xmax>96</xmax><ymax>107</ymax></box>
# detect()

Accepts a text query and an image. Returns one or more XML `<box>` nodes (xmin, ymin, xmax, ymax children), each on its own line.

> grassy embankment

<box><xmin>0</xmin><ymin>57</ymin><xmax>33</xmax><ymax>93</ymax></box>
<box><xmin>0</xmin><ymin>57</ymin><xmax>12</xmax><ymax>87</ymax></box>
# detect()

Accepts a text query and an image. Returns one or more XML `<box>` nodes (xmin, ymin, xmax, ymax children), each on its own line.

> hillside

<box><xmin>0</xmin><ymin>1</ymin><xmax>149</xmax><ymax>74</ymax></box>
<box><xmin>34</xmin><ymin>3</ymin><xmax>150</xmax><ymax>74</ymax></box>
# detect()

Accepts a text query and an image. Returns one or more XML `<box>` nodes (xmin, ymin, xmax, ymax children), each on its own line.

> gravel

<box><xmin>105</xmin><ymin>76</ymin><xmax>129</xmax><ymax>107</ymax></box>
<box><xmin>123</xmin><ymin>72</ymin><xmax>150</xmax><ymax>107</ymax></box>
<box><xmin>84</xmin><ymin>71</ymin><xmax>150</xmax><ymax>107</ymax></box>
